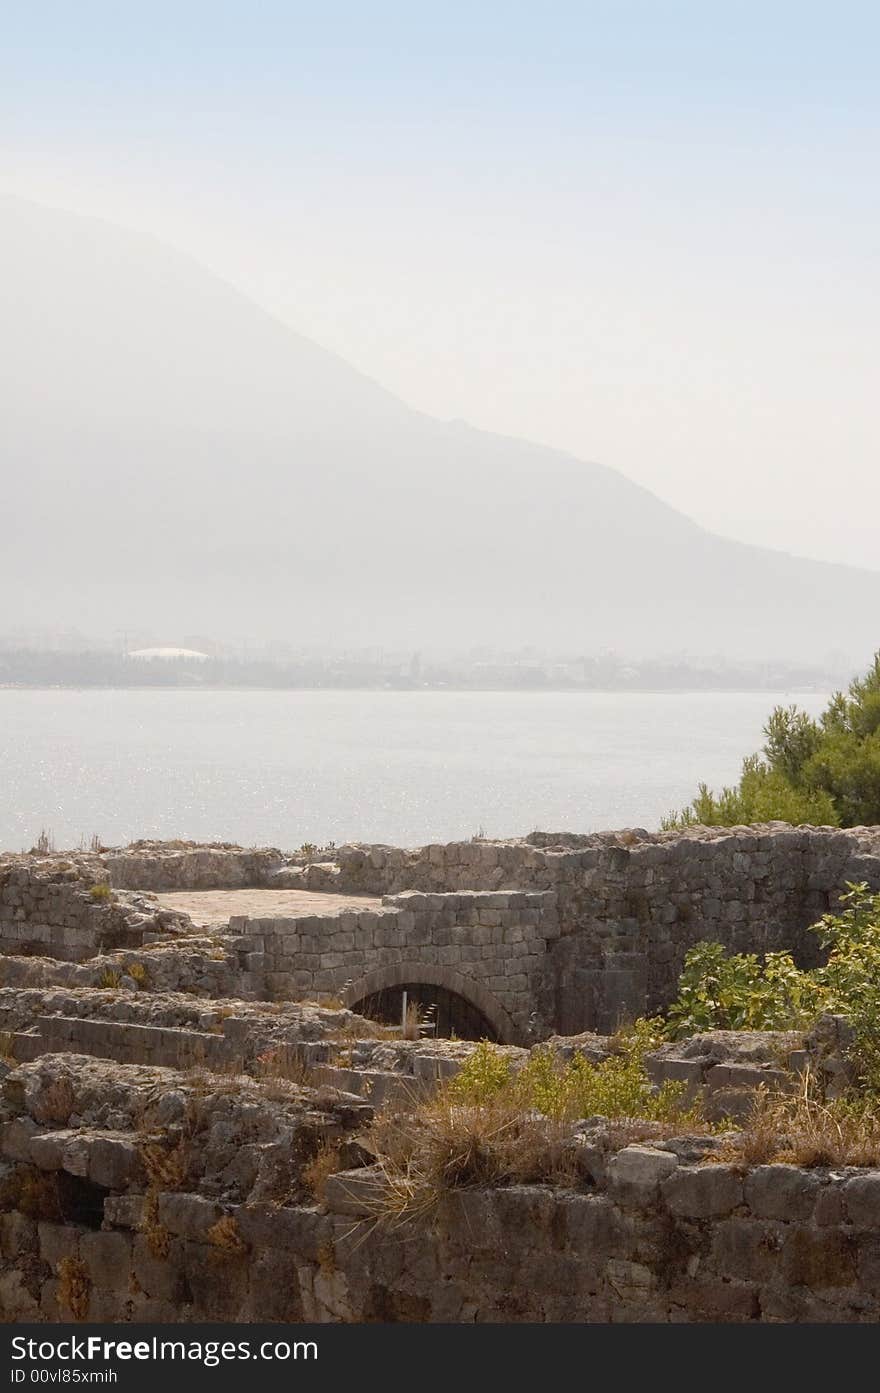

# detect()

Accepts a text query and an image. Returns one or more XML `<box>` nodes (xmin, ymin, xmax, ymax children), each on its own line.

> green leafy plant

<box><xmin>664</xmin><ymin>651</ymin><xmax>880</xmax><ymax>829</ymax></box>
<box><xmin>667</xmin><ymin>942</ymin><xmax>825</xmax><ymax>1035</ymax></box>
<box><xmin>446</xmin><ymin>1040</ymin><xmax>513</xmax><ymax>1103</ymax></box>
<box><xmin>448</xmin><ymin>1022</ymin><xmax>693</xmax><ymax>1126</ymax></box>
<box><xmin>666</xmin><ymin>885</ymin><xmax>880</xmax><ymax>1089</ymax></box>
<box><xmin>363</xmin><ymin>1023</ymin><xmax>702</xmax><ymax>1224</ymax></box>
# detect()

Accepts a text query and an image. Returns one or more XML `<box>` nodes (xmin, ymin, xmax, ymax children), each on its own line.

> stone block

<box><xmin>0</xmin><ymin>1210</ymin><xmax>37</xmax><ymax>1259</ymax></box>
<box><xmin>1</xmin><ymin>1118</ymin><xmax>41</xmax><ymax>1163</ymax></box>
<box><xmin>183</xmin><ymin>1238</ymin><xmax>250</xmax><ymax>1320</ymax></box>
<box><xmin>35</xmin><ymin>1222</ymin><xmax>78</xmax><ymax>1273</ymax></box>
<box><xmin>743</xmin><ymin>1165</ymin><xmax>821</xmax><ymax>1221</ymax></box>
<box><xmin>242</xmin><ymin>1249</ymin><xmax>306</xmax><ymax>1322</ymax></box>
<box><xmin>554</xmin><ymin>1193</ymin><xmax>628</xmax><ymax>1253</ymax></box>
<box><xmin>80</xmin><ymin>1230</ymin><xmax>132</xmax><ymax>1289</ymax></box>
<box><xmin>607</xmin><ymin>1145</ymin><xmax>678</xmax><ymax>1206</ymax></box>
<box><xmin>781</xmin><ymin>1225</ymin><xmax>857</xmax><ymax>1289</ymax></box>
<box><xmin>323</xmin><ymin>1166</ymin><xmax>390</xmax><ymax>1218</ymax></box>
<box><xmin>814</xmin><ymin>1184</ymin><xmax>847</xmax><ymax>1227</ymax></box>
<box><xmin>710</xmin><ymin>1217</ymin><xmax>783</xmax><ymax>1282</ymax></box>
<box><xmin>844</xmin><ymin>1173</ymin><xmax>880</xmax><ymax>1228</ymax></box>
<box><xmin>103</xmin><ymin>1194</ymin><xmax>146</xmax><ymax>1229</ymax></box>
<box><xmin>662</xmin><ymin>1165</ymin><xmax>743</xmax><ymax>1218</ymax></box>
<box><xmin>132</xmin><ymin>1234</ymin><xmax>187</xmax><ymax>1302</ymax></box>
<box><xmin>88</xmin><ymin>1134</ymin><xmax>144</xmax><ymax>1189</ymax></box>
<box><xmin>236</xmin><ymin>1203</ymin><xmax>328</xmax><ymax>1259</ymax></box>
<box><xmin>157</xmin><ymin>1192</ymin><xmax>224</xmax><ymax>1240</ymax></box>
<box><xmin>605</xmin><ymin>1257</ymin><xmax>655</xmax><ymax>1297</ymax></box>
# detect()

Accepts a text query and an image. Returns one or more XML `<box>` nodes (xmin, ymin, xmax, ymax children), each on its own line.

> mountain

<box><xmin>2</xmin><ymin>195</ymin><xmax>878</xmax><ymax>659</ymax></box>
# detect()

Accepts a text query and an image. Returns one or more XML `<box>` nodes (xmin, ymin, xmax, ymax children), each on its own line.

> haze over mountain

<box><xmin>2</xmin><ymin>196</ymin><xmax>878</xmax><ymax>660</ymax></box>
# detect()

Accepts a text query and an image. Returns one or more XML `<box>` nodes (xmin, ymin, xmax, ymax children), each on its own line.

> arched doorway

<box><xmin>342</xmin><ymin>964</ymin><xmax>519</xmax><ymax>1043</ymax></box>
<box><xmin>351</xmin><ymin>981</ymin><xmax>499</xmax><ymax>1041</ymax></box>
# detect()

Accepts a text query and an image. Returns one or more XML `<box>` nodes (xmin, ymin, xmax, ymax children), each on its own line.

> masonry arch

<box><xmin>343</xmin><ymin>963</ymin><xmax>519</xmax><ymax>1044</ymax></box>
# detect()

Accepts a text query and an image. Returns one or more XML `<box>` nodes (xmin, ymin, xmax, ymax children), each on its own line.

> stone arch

<box><xmin>342</xmin><ymin>962</ymin><xmax>520</xmax><ymax>1044</ymax></box>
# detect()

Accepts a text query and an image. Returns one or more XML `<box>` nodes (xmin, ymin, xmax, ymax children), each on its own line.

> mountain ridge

<box><xmin>2</xmin><ymin>194</ymin><xmax>877</xmax><ymax>659</ymax></box>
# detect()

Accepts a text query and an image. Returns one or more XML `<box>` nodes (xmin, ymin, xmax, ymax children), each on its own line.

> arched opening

<box><xmin>342</xmin><ymin>963</ymin><xmax>519</xmax><ymax>1043</ymax></box>
<box><xmin>351</xmin><ymin>981</ymin><xmax>499</xmax><ymax>1042</ymax></box>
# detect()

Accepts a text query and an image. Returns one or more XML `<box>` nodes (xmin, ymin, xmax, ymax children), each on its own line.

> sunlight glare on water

<box><xmin>0</xmin><ymin>689</ymin><xmax>830</xmax><ymax>851</ymax></box>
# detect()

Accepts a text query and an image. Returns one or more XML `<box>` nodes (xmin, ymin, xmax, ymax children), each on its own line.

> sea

<box><xmin>0</xmin><ymin>688</ymin><xmax>830</xmax><ymax>853</ymax></box>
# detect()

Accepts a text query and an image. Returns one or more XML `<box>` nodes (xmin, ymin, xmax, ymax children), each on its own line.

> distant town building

<box><xmin>127</xmin><ymin>647</ymin><xmax>209</xmax><ymax>661</ymax></box>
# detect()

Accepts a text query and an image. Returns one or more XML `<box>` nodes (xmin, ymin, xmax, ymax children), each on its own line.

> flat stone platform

<box><xmin>154</xmin><ymin>888</ymin><xmax>383</xmax><ymax>928</ymax></box>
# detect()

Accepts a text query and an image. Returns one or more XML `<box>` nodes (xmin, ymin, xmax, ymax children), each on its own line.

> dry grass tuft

<box><xmin>32</xmin><ymin>1075</ymin><xmax>76</xmax><ymax>1126</ymax></box>
<box><xmin>402</xmin><ymin>1001</ymin><xmax>426</xmax><ymax>1041</ymax></box>
<box><xmin>356</xmin><ymin>1030</ymin><xmax>710</xmax><ymax>1226</ymax></box>
<box><xmin>206</xmin><ymin>1215</ymin><xmax>248</xmax><ymax>1258</ymax></box>
<box><xmin>301</xmin><ymin>1140</ymin><xmax>345</xmax><ymax>1201</ymax></box>
<box><xmin>140</xmin><ymin>1192</ymin><xmax>170</xmax><ymax>1260</ymax></box>
<box><xmin>255</xmin><ymin>1046</ymin><xmax>315</xmax><ymax>1090</ymax></box>
<box><xmin>720</xmin><ymin>1074</ymin><xmax>880</xmax><ymax>1168</ymax></box>
<box><xmin>324</xmin><ymin>1019</ymin><xmax>391</xmax><ymax>1043</ymax></box>
<box><xmin>0</xmin><ymin>1166</ymin><xmax>62</xmax><ymax>1221</ymax></box>
<box><xmin>140</xmin><ymin>1135</ymin><xmax>191</xmax><ymax>1192</ymax></box>
<box><xmin>365</xmin><ymin>1094</ymin><xmax>579</xmax><ymax>1226</ymax></box>
<box><xmin>57</xmin><ymin>1256</ymin><xmax>91</xmax><ymax>1321</ymax></box>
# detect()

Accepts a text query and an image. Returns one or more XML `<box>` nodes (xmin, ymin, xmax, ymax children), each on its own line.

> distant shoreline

<box><xmin>0</xmin><ymin>683</ymin><xmax>834</xmax><ymax>696</ymax></box>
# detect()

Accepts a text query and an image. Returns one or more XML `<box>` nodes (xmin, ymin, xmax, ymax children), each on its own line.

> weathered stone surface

<box><xmin>2</xmin><ymin>826</ymin><xmax>880</xmax><ymax>1324</ymax></box>
<box><xmin>80</xmin><ymin>1230</ymin><xmax>132</xmax><ymax>1289</ymax></box>
<box><xmin>607</xmin><ymin>1145</ymin><xmax>678</xmax><ymax>1205</ymax></box>
<box><xmin>781</xmin><ymin>1225</ymin><xmax>857</xmax><ymax>1288</ymax></box>
<box><xmin>844</xmin><ymin>1174</ymin><xmax>880</xmax><ymax>1228</ymax></box>
<box><xmin>3</xmin><ymin>1051</ymin><xmax>880</xmax><ymax>1324</ymax></box>
<box><xmin>743</xmin><ymin>1165</ymin><xmax>822</xmax><ymax>1221</ymax></box>
<box><xmin>9</xmin><ymin>823</ymin><xmax>879</xmax><ymax>1039</ymax></box>
<box><xmin>662</xmin><ymin>1165</ymin><xmax>744</xmax><ymax>1218</ymax></box>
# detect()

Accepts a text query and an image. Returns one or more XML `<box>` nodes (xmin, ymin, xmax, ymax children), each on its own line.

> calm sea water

<box><xmin>0</xmin><ymin>689</ymin><xmax>829</xmax><ymax>853</ymax></box>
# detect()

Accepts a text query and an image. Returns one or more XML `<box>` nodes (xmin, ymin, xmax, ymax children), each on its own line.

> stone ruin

<box><xmin>2</xmin><ymin>823</ymin><xmax>880</xmax><ymax>1323</ymax></box>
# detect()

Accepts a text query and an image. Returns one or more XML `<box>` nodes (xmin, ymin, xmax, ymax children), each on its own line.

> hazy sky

<box><xmin>2</xmin><ymin>2</ymin><xmax>878</xmax><ymax>569</ymax></box>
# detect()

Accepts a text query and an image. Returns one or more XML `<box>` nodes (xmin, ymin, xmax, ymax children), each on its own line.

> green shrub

<box><xmin>448</xmin><ymin>1022</ymin><xmax>694</xmax><ymax>1126</ymax></box>
<box><xmin>812</xmin><ymin>885</ymin><xmax>880</xmax><ymax>1086</ymax></box>
<box><xmin>447</xmin><ymin>1040</ymin><xmax>514</xmax><ymax>1103</ymax></box>
<box><xmin>667</xmin><ymin>942</ymin><xmax>826</xmax><ymax>1035</ymax></box>
<box><xmin>664</xmin><ymin>651</ymin><xmax>880</xmax><ymax>829</ymax></box>
<box><xmin>363</xmin><ymin>1022</ymin><xmax>701</xmax><ymax>1223</ymax></box>
<box><xmin>666</xmin><ymin>884</ymin><xmax>880</xmax><ymax>1089</ymax></box>
<box><xmin>89</xmin><ymin>882</ymin><xmax>113</xmax><ymax>902</ymax></box>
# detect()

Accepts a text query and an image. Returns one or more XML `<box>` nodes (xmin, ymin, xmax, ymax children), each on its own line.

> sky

<box><xmin>2</xmin><ymin>1</ymin><xmax>878</xmax><ymax>570</ymax></box>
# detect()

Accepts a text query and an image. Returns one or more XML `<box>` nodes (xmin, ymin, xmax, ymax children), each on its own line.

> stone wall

<box><xmin>0</xmin><ymin>938</ymin><xmax>240</xmax><ymax>999</ymax></box>
<box><xmin>103</xmin><ymin>843</ymin><xmax>284</xmax><ymax>892</ymax></box>
<box><xmin>0</xmin><ymin>861</ymin><xmax>190</xmax><ymax>962</ymax></box>
<box><xmin>20</xmin><ymin>1177</ymin><xmax>880</xmax><ymax>1323</ymax></box>
<box><xmin>0</xmin><ymin>987</ymin><xmax>383</xmax><ymax>1078</ymax></box>
<box><xmin>4</xmin><ymin>1053</ymin><xmax>880</xmax><ymax>1324</ymax></box>
<box><xmin>220</xmin><ymin>828</ymin><xmax>880</xmax><ymax>1036</ymax></box>
<box><xmin>7</xmin><ymin>825</ymin><xmax>880</xmax><ymax>1035</ymax></box>
<box><xmin>229</xmin><ymin>889</ymin><xmax>559</xmax><ymax>1041</ymax></box>
<box><xmin>335</xmin><ymin>826</ymin><xmax>880</xmax><ymax>1032</ymax></box>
